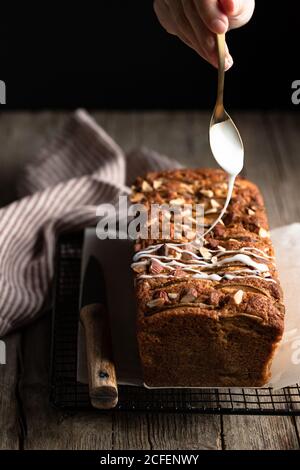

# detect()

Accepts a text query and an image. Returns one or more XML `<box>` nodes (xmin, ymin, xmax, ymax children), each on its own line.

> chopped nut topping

<box><xmin>180</xmin><ymin>288</ymin><xmax>198</xmax><ymax>303</ymax></box>
<box><xmin>205</xmin><ymin>208</ymin><xmax>218</xmax><ymax>214</ymax></box>
<box><xmin>247</xmin><ymin>208</ymin><xmax>256</xmax><ymax>216</ymax></box>
<box><xmin>181</xmin><ymin>252</ymin><xmax>194</xmax><ymax>261</ymax></box>
<box><xmin>168</xmin><ymin>292</ymin><xmax>178</xmax><ymax>300</ymax></box>
<box><xmin>173</xmin><ymin>269</ymin><xmax>187</xmax><ymax>277</ymax></box>
<box><xmin>181</xmin><ymin>230</ymin><xmax>196</xmax><ymax>241</ymax></box>
<box><xmin>132</xmin><ymin>264</ymin><xmax>146</xmax><ymax>273</ymax></box>
<box><xmin>262</xmin><ymin>271</ymin><xmax>271</xmax><ymax>278</ymax></box>
<box><xmin>142</xmin><ymin>180</ymin><xmax>153</xmax><ymax>192</ymax></box>
<box><xmin>179</xmin><ymin>182</ymin><xmax>194</xmax><ymax>193</ymax></box>
<box><xmin>200</xmin><ymin>189</ymin><xmax>214</xmax><ymax>198</ymax></box>
<box><xmin>170</xmin><ymin>197</ymin><xmax>186</xmax><ymax>205</ymax></box>
<box><xmin>233</xmin><ymin>290</ymin><xmax>244</xmax><ymax>305</ymax></box>
<box><xmin>149</xmin><ymin>259</ymin><xmax>163</xmax><ymax>274</ymax></box>
<box><xmin>153</xmin><ymin>179</ymin><xmax>163</xmax><ymax>190</ymax></box>
<box><xmin>154</xmin><ymin>290</ymin><xmax>169</xmax><ymax>302</ymax></box>
<box><xmin>130</xmin><ymin>192</ymin><xmax>144</xmax><ymax>202</ymax></box>
<box><xmin>259</xmin><ymin>227</ymin><xmax>270</xmax><ymax>238</ymax></box>
<box><xmin>209</xmin><ymin>291</ymin><xmax>222</xmax><ymax>305</ymax></box>
<box><xmin>211</xmin><ymin>199</ymin><xmax>221</xmax><ymax>209</ymax></box>
<box><xmin>199</xmin><ymin>246</ymin><xmax>212</xmax><ymax>260</ymax></box>
<box><xmin>214</xmin><ymin>224</ymin><xmax>225</xmax><ymax>237</ymax></box>
<box><xmin>146</xmin><ymin>298</ymin><xmax>165</xmax><ymax>308</ymax></box>
<box><xmin>205</xmin><ymin>238</ymin><xmax>219</xmax><ymax>249</ymax></box>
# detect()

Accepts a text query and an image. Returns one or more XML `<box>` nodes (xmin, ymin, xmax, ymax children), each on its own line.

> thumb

<box><xmin>219</xmin><ymin>0</ymin><xmax>255</xmax><ymax>29</ymax></box>
<box><xmin>219</xmin><ymin>0</ymin><xmax>242</xmax><ymax>15</ymax></box>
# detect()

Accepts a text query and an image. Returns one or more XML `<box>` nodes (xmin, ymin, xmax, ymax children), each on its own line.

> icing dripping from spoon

<box><xmin>204</xmin><ymin>33</ymin><xmax>244</xmax><ymax>238</ymax></box>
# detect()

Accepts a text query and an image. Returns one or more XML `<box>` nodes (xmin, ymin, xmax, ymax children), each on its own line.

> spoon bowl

<box><xmin>209</xmin><ymin>34</ymin><xmax>244</xmax><ymax>177</ymax></box>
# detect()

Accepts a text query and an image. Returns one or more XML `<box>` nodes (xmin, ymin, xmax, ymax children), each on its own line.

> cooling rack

<box><xmin>50</xmin><ymin>232</ymin><xmax>300</xmax><ymax>415</ymax></box>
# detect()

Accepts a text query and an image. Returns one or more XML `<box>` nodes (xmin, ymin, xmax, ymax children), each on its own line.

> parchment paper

<box><xmin>78</xmin><ymin>223</ymin><xmax>300</xmax><ymax>389</ymax></box>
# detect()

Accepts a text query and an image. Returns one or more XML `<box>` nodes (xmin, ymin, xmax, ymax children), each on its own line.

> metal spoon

<box><xmin>209</xmin><ymin>33</ymin><xmax>244</xmax><ymax>176</ymax></box>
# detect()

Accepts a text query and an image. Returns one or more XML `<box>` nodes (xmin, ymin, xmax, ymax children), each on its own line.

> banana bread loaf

<box><xmin>131</xmin><ymin>169</ymin><xmax>285</xmax><ymax>387</ymax></box>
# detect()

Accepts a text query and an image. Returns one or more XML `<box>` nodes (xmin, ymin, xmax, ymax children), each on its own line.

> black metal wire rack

<box><xmin>50</xmin><ymin>232</ymin><xmax>300</xmax><ymax>415</ymax></box>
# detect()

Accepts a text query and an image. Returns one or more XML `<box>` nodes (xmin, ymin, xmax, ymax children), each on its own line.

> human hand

<box><xmin>153</xmin><ymin>0</ymin><xmax>255</xmax><ymax>70</ymax></box>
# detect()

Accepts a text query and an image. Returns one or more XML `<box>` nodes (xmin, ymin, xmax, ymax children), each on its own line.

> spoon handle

<box><xmin>215</xmin><ymin>33</ymin><xmax>226</xmax><ymax>120</ymax></box>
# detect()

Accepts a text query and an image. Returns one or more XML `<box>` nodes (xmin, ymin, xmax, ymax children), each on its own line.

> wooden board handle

<box><xmin>80</xmin><ymin>303</ymin><xmax>118</xmax><ymax>409</ymax></box>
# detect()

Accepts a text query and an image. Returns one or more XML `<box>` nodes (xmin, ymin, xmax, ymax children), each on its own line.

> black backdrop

<box><xmin>1</xmin><ymin>1</ymin><xmax>299</xmax><ymax>110</ymax></box>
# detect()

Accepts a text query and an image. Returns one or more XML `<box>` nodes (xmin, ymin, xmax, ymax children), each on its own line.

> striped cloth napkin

<box><xmin>0</xmin><ymin>110</ymin><xmax>181</xmax><ymax>337</ymax></box>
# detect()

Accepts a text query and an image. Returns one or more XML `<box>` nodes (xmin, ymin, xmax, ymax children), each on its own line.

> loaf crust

<box><xmin>131</xmin><ymin>169</ymin><xmax>285</xmax><ymax>387</ymax></box>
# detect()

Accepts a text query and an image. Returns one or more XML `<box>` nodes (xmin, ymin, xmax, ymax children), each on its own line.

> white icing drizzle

<box><xmin>215</xmin><ymin>254</ymin><xmax>268</xmax><ymax>272</ymax></box>
<box><xmin>208</xmin><ymin>116</ymin><xmax>244</xmax><ymax>235</ymax></box>
<box><xmin>202</xmin><ymin>174</ymin><xmax>235</xmax><ymax>238</ymax></box>
<box><xmin>132</xmin><ymin>242</ymin><xmax>275</xmax><ymax>283</ymax></box>
<box><xmin>224</xmin><ymin>273</ymin><xmax>276</xmax><ymax>283</ymax></box>
<box><xmin>131</xmin><ymin>157</ymin><xmax>275</xmax><ymax>283</ymax></box>
<box><xmin>134</xmin><ymin>122</ymin><xmax>245</xmax><ymax>282</ymax></box>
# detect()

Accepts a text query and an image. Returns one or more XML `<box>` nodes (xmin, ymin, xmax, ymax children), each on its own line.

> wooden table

<box><xmin>0</xmin><ymin>111</ymin><xmax>300</xmax><ymax>450</ymax></box>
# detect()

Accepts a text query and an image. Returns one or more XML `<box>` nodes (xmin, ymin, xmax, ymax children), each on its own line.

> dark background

<box><xmin>1</xmin><ymin>1</ymin><xmax>299</xmax><ymax>110</ymax></box>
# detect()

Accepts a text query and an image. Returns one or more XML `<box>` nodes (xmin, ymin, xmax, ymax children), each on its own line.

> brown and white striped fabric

<box><xmin>0</xmin><ymin>110</ymin><xmax>181</xmax><ymax>337</ymax></box>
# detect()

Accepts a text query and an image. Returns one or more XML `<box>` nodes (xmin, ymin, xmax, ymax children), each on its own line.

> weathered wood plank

<box><xmin>0</xmin><ymin>332</ymin><xmax>21</xmax><ymax>449</ymax></box>
<box><xmin>1</xmin><ymin>111</ymin><xmax>300</xmax><ymax>450</ymax></box>
<box><xmin>222</xmin><ymin>111</ymin><xmax>300</xmax><ymax>450</ymax></box>
<box><xmin>265</xmin><ymin>111</ymin><xmax>300</xmax><ymax>438</ymax></box>
<box><xmin>148</xmin><ymin>413</ymin><xmax>221</xmax><ymax>450</ymax></box>
<box><xmin>238</xmin><ymin>112</ymin><xmax>300</xmax><ymax>227</ymax></box>
<box><xmin>20</xmin><ymin>314</ymin><xmax>114</xmax><ymax>450</ymax></box>
<box><xmin>17</xmin><ymin>111</ymin><xmax>149</xmax><ymax>450</ymax></box>
<box><xmin>0</xmin><ymin>112</ymin><xmax>68</xmax><ymax>205</ymax></box>
<box><xmin>0</xmin><ymin>112</ymin><xmax>64</xmax><ymax>450</ymax></box>
<box><xmin>111</xmin><ymin>411</ymin><xmax>222</xmax><ymax>450</ymax></box>
<box><xmin>135</xmin><ymin>111</ymin><xmax>212</xmax><ymax>168</ymax></box>
<box><xmin>112</xmin><ymin>413</ymin><xmax>151</xmax><ymax>450</ymax></box>
<box><xmin>223</xmin><ymin>415</ymin><xmax>299</xmax><ymax>450</ymax></box>
<box><xmin>95</xmin><ymin>111</ymin><xmax>137</xmax><ymax>153</ymax></box>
